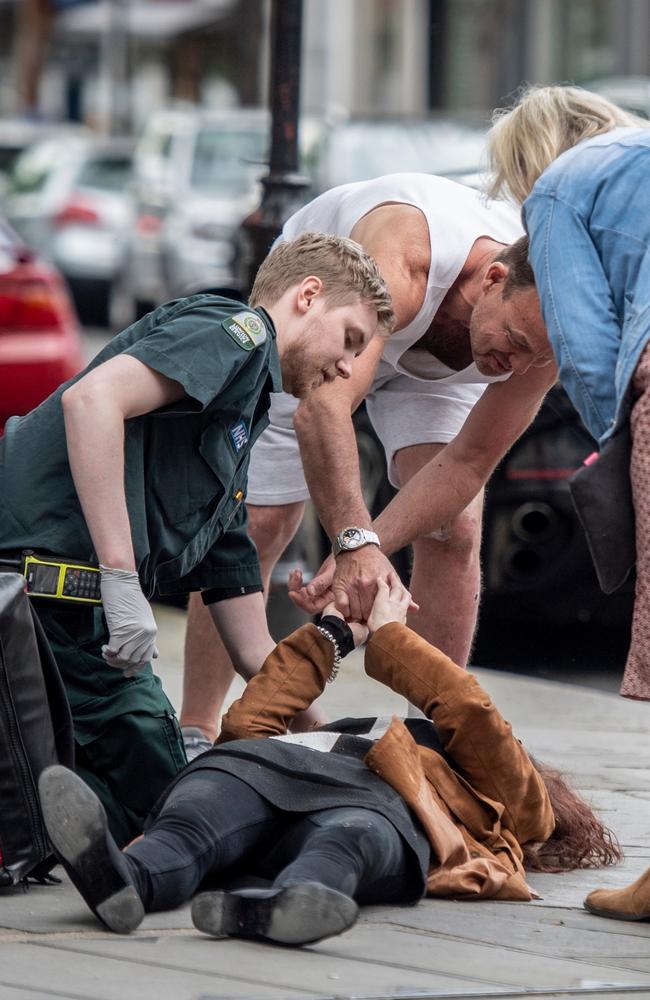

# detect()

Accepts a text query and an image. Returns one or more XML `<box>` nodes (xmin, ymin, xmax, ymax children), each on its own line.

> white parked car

<box><xmin>113</xmin><ymin>106</ymin><xmax>323</xmax><ymax>326</ymax></box>
<box><xmin>4</xmin><ymin>134</ymin><xmax>134</xmax><ymax>326</ymax></box>
<box><xmin>312</xmin><ymin>116</ymin><xmax>490</xmax><ymax>193</ymax></box>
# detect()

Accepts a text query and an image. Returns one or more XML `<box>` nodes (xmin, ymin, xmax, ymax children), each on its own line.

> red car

<box><xmin>0</xmin><ymin>216</ymin><xmax>84</xmax><ymax>432</ymax></box>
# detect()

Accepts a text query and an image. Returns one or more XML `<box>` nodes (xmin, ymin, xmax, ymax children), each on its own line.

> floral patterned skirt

<box><xmin>622</xmin><ymin>341</ymin><xmax>650</xmax><ymax>699</ymax></box>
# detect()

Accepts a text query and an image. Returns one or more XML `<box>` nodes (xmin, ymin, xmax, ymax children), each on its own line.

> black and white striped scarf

<box><xmin>271</xmin><ymin>715</ymin><xmax>452</xmax><ymax>764</ymax></box>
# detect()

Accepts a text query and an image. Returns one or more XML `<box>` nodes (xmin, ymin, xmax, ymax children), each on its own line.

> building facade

<box><xmin>2</xmin><ymin>0</ymin><xmax>650</xmax><ymax>127</ymax></box>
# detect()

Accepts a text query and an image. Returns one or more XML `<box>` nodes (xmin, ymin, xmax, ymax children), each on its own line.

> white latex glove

<box><xmin>100</xmin><ymin>565</ymin><xmax>159</xmax><ymax>676</ymax></box>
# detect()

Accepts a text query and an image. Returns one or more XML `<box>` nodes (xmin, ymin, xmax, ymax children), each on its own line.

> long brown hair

<box><xmin>524</xmin><ymin>759</ymin><xmax>622</xmax><ymax>873</ymax></box>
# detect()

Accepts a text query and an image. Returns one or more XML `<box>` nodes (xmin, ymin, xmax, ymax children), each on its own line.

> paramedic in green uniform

<box><xmin>0</xmin><ymin>233</ymin><xmax>394</xmax><ymax>845</ymax></box>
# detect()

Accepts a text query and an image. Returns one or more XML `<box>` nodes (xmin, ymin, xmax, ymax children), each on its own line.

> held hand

<box><xmin>321</xmin><ymin>600</ymin><xmax>369</xmax><ymax>648</ymax></box>
<box><xmin>331</xmin><ymin>545</ymin><xmax>396</xmax><ymax>620</ymax></box>
<box><xmin>367</xmin><ymin>572</ymin><xmax>414</xmax><ymax>635</ymax></box>
<box><xmin>288</xmin><ymin>561</ymin><xmax>335</xmax><ymax>615</ymax></box>
<box><xmin>100</xmin><ymin>566</ymin><xmax>159</xmax><ymax>676</ymax></box>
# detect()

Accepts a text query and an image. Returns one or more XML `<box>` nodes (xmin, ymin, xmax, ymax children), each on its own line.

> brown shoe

<box><xmin>584</xmin><ymin>867</ymin><xmax>650</xmax><ymax>921</ymax></box>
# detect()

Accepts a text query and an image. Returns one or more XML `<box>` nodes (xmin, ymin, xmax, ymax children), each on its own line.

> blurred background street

<box><xmin>2</xmin><ymin>0</ymin><xmax>649</xmax><ymax>693</ymax></box>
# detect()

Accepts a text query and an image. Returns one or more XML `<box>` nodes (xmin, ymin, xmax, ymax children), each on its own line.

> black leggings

<box><xmin>124</xmin><ymin>770</ymin><xmax>415</xmax><ymax>912</ymax></box>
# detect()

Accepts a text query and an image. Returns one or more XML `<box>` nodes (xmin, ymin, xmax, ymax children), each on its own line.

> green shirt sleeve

<box><xmin>123</xmin><ymin>297</ymin><xmax>267</xmax><ymax>410</ymax></box>
<box><xmin>159</xmin><ymin>500</ymin><xmax>262</xmax><ymax>594</ymax></box>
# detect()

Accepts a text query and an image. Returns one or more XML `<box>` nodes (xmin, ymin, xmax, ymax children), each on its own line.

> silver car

<box><xmin>115</xmin><ymin>106</ymin><xmax>326</xmax><ymax>327</ymax></box>
<box><xmin>312</xmin><ymin>116</ymin><xmax>489</xmax><ymax>193</ymax></box>
<box><xmin>161</xmin><ymin>109</ymin><xmax>270</xmax><ymax>300</ymax></box>
<box><xmin>4</xmin><ymin>134</ymin><xmax>134</xmax><ymax>327</ymax></box>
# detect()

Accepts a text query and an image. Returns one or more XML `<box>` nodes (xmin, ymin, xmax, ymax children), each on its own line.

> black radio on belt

<box><xmin>21</xmin><ymin>552</ymin><xmax>102</xmax><ymax>605</ymax></box>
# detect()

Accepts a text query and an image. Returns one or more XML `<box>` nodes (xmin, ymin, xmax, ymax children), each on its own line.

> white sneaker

<box><xmin>181</xmin><ymin>726</ymin><xmax>213</xmax><ymax>762</ymax></box>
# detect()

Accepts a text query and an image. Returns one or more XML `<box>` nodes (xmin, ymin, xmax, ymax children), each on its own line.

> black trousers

<box><xmin>124</xmin><ymin>770</ymin><xmax>418</xmax><ymax>912</ymax></box>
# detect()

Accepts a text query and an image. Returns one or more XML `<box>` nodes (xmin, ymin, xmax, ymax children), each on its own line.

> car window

<box><xmin>7</xmin><ymin>139</ymin><xmax>79</xmax><ymax>196</ymax></box>
<box><xmin>0</xmin><ymin>146</ymin><xmax>24</xmax><ymax>175</ymax></box>
<box><xmin>7</xmin><ymin>154</ymin><xmax>51</xmax><ymax>195</ymax></box>
<box><xmin>190</xmin><ymin>127</ymin><xmax>267</xmax><ymax>194</ymax></box>
<box><xmin>77</xmin><ymin>156</ymin><xmax>132</xmax><ymax>191</ymax></box>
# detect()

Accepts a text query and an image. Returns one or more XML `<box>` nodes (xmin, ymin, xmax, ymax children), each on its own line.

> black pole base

<box><xmin>239</xmin><ymin>172</ymin><xmax>311</xmax><ymax>296</ymax></box>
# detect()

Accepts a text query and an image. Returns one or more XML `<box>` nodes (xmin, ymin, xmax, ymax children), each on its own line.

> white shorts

<box><xmin>246</xmin><ymin>369</ymin><xmax>486</xmax><ymax>506</ymax></box>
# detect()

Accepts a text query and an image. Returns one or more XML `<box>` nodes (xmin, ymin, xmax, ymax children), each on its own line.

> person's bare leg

<box><xmin>180</xmin><ymin>594</ymin><xmax>233</xmax><ymax>742</ymax></box>
<box><xmin>393</xmin><ymin>442</ymin><xmax>484</xmax><ymax>668</ymax></box>
<box><xmin>180</xmin><ymin>501</ymin><xmax>328</xmax><ymax>741</ymax></box>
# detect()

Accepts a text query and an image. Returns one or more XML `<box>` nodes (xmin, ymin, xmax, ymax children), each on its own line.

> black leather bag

<box><xmin>568</xmin><ymin>425</ymin><xmax>636</xmax><ymax>595</ymax></box>
<box><xmin>0</xmin><ymin>573</ymin><xmax>74</xmax><ymax>886</ymax></box>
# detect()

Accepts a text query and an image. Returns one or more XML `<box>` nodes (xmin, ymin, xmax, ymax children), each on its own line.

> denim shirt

<box><xmin>523</xmin><ymin>127</ymin><xmax>650</xmax><ymax>445</ymax></box>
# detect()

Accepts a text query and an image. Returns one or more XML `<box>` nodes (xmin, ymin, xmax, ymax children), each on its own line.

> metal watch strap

<box><xmin>332</xmin><ymin>526</ymin><xmax>380</xmax><ymax>557</ymax></box>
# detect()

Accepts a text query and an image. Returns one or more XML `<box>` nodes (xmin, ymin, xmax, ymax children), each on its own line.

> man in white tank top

<box><xmin>180</xmin><ymin>174</ymin><xmax>556</xmax><ymax>746</ymax></box>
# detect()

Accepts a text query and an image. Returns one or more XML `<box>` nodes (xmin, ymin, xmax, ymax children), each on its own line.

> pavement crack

<box><xmin>22</xmin><ymin>938</ymin><xmax>322</xmax><ymax>996</ymax></box>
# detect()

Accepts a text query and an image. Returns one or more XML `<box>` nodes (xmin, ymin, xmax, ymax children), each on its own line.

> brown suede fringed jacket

<box><xmin>218</xmin><ymin>622</ymin><xmax>555</xmax><ymax>903</ymax></box>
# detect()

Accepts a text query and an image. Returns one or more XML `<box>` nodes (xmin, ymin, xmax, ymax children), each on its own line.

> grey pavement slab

<box><xmin>45</xmin><ymin>933</ymin><xmax>493</xmax><ymax>996</ymax></box>
<box><xmin>0</xmin><ymin>940</ymin><xmax>311</xmax><ymax>999</ymax></box>
<box><xmin>0</xmin><ymin>987</ymin><xmax>81</xmax><ymax>1000</ymax></box>
<box><xmin>313</xmin><ymin>923</ymin><xmax>650</xmax><ymax>990</ymax></box>
<box><xmin>2</xmin><ymin>604</ymin><xmax>650</xmax><ymax>1000</ymax></box>
<box><xmin>362</xmin><ymin>899</ymin><xmax>650</xmax><ymax>963</ymax></box>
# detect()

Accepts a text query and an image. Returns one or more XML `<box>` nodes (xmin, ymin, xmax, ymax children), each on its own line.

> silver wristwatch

<box><xmin>332</xmin><ymin>526</ymin><xmax>381</xmax><ymax>558</ymax></box>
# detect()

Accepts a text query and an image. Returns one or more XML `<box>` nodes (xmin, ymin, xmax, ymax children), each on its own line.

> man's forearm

<box><xmin>373</xmin><ymin>446</ymin><xmax>486</xmax><ymax>555</ymax></box>
<box><xmin>294</xmin><ymin>396</ymin><xmax>371</xmax><ymax>537</ymax></box>
<box><xmin>62</xmin><ymin>388</ymin><xmax>136</xmax><ymax>569</ymax></box>
<box><xmin>208</xmin><ymin>592</ymin><xmax>276</xmax><ymax>681</ymax></box>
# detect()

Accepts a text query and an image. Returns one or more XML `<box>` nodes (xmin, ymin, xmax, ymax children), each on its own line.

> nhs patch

<box><xmin>229</xmin><ymin>421</ymin><xmax>249</xmax><ymax>453</ymax></box>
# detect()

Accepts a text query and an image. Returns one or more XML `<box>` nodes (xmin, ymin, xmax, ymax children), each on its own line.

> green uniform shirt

<box><xmin>0</xmin><ymin>294</ymin><xmax>282</xmax><ymax>596</ymax></box>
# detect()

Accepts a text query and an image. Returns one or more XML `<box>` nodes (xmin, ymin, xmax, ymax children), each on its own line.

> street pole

<box><xmin>238</xmin><ymin>0</ymin><xmax>310</xmax><ymax>295</ymax></box>
<box><xmin>99</xmin><ymin>0</ymin><xmax>131</xmax><ymax>135</ymax></box>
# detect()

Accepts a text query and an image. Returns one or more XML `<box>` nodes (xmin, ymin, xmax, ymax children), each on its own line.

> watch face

<box><xmin>342</xmin><ymin>528</ymin><xmax>364</xmax><ymax>549</ymax></box>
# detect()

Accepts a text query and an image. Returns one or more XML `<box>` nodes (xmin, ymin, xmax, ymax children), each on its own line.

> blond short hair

<box><xmin>250</xmin><ymin>232</ymin><xmax>394</xmax><ymax>337</ymax></box>
<box><xmin>487</xmin><ymin>84</ymin><xmax>650</xmax><ymax>204</ymax></box>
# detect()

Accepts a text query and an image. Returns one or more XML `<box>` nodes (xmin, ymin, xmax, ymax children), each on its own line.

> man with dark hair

<box><xmin>179</xmin><ymin>175</ymin><xmax>557</xmax><ymax>748</ymax></box>
<box><xmin>494</xmin><ymin>236</ymin><xmax>537</xmax><ymax>294</ymax></box>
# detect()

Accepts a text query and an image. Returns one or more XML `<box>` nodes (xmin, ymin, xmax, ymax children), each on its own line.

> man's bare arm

<box><xmin>373</xmin><ymin>363</ymin><xmax>558</xmax><ymax>554</ymax></box>
<box><xmin>62</xmin><ymin>355</ymin><xmax>186</xmax><ymax>569</ymax></box>
<box><xmin>291</xmin><ymin>206</ymin><xmax>430</xmax><ymax>618</ymax></box>
<box><xmin>207</xmin><ymin>592</ymin><xmax>276</xmax><ymax>681</ymax></box>
<box><xmin>293</xmin><ymin>204</ymin><xmax>429</xmax><ymax>540</ymax></box>
<box><xmin>295</xmin><ymin>364</ymin><xmax>557</xmax><ymax>619</ymax></box>
<box><xmin>293</xmin><ymin>335</ymin><xmax>385</xmax><ymax>535</ymax></box>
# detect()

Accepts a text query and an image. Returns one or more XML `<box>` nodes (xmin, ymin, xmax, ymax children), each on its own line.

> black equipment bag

<box><xmin>0</xmin><ymin>573</ymin><xmax>74</xmax><ymax>886</ymax></box>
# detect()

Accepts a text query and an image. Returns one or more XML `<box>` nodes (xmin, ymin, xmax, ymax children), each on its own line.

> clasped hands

<box><xmin>289</xmin><ymin>544</ymin><xmax>418</xmax><ymax>648</ymax></box>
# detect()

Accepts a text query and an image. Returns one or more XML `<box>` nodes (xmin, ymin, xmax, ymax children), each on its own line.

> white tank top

<box><xmin>283</xmin><ymin>173</ymin><xmax>523</xmax><ymax>385</ymax></box>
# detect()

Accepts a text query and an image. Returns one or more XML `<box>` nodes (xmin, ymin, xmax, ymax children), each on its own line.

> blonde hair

<box><xmin>487</xmin><ymin>84</ymin><xmax>650</xmax><ymax>204</ymax></box>
<box><xmin>250</xmin><ymin>232</ymin><xmax>395</xmax><ymax>337</ymax></box>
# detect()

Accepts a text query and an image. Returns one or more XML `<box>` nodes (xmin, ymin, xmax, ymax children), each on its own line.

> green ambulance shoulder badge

<box><xmin>221</xmin><ymin>310</ymin><xmax>268</xmax><ymax>351</ymax></box>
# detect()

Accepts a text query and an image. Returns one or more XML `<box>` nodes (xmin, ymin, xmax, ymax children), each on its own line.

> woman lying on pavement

<box><xmin>39</xmin><ymin>575</ymin><xmax>620</xmax><ymax>946</ymax></box>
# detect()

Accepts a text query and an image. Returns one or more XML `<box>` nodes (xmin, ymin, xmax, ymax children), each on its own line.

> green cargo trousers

<box><xmin>35</xmin><ymin>602</ymin><xmax>187</xmax><ymax>847</ymax></box>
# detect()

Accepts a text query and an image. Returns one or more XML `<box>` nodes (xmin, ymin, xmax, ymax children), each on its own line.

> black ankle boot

<box><xmin>191</xmin><ymin>881</ymin><xmax>358</xmax><ymax>946</ymax></box>
<box><xmin>38</xmin><ymin>765</ymin><xmax>144</xmax><ymax>934</ymax></box>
